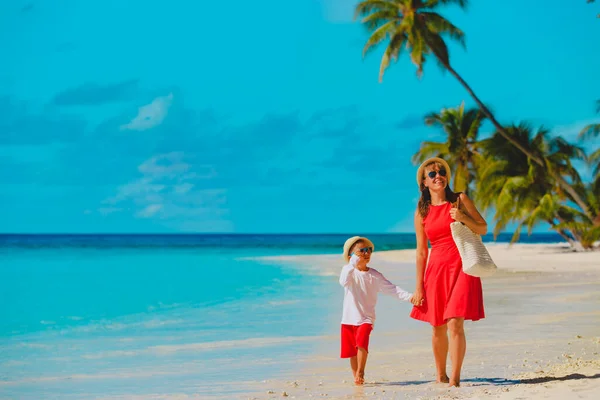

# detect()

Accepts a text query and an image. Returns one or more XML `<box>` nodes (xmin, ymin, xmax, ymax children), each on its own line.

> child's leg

<box><xmin>354</xmin><ymin>324</ymin><xmax>373</xmax><ymax>385</ymax></box>
<box><xmin>356</xmin><ymin>347</ymin><xmax>368</xmax><ymax>384</ymax></box>
<box><xmin>341</xmin><ymin>325</ymin><xmax>358</xmax><ymax>382</ymax></box>
<box><xmin>350</xmin><ymin>356</ymin><xmax>358</xmax><ymax>377</ymax></box>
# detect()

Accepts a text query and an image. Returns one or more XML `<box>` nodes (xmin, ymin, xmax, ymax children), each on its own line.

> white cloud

<box><xmin>137</xmin><ymin>152</ymin><xmax>189</xmax><ymax>177</ymax></box>
<box><xmin>136</xmin><ymin>204</ymin><xmax>163</xmax><ymax>218</ymax></box>
<box><xmin>103</xmin><ymin>178</ymin><xmax>166</xmax><ymax>206</ymax></box>
<box><xmin>173</xmin><ymin>183</ymin><xmax>194</xmax><ymax>194</ymax></box>
<box><xmin>321</xmin><ymin>0</ymin><xmax>355</xmax><ymax>23</ymax></box>
<box><xmin>120</xmin><ymin>93</ymin><xmax>173</xmax><ymax>131</ymax></box>
<box><xmin>100</xmin><ymin>152</ymin><xmax>232</xmax><ymax>231</ymax></box>
<box><xmin>98</xmin><ymin>207</ymin><xmax>123</xmax><ymax>216</ymax></box>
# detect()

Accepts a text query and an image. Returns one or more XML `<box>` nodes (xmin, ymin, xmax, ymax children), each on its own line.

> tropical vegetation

<box><xmin>354</xmin><ymin>0</ymin><xmax>593</xmax><ymax>219</ymax></box>
<box><xmin>412</xmin><ymin>106</ymin><xmax>600</xmax><ymax>249</ymax></box>
<box><xmin>411</xmin><ymin>102</ymin><xmax>484</xmax><ymax>195</ymax></box>
<box><xmin>353</xmin><ymin>0</ymin><xmax>599</xmax><ymax>249</ymax></box>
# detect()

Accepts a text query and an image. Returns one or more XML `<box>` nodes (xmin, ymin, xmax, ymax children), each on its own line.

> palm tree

<box><xmin>355</xmin><ymin>0</ymin><xmax>595</xmax><ymax>220</ymax></box>
<box><xmin>412</xmin><ymin>102</ymin><xmax>485</xmax><ymax>194</ymax></box>
<box><xmin>476</xmin><ymin>123</ymin><xmax>587</xmax><ymax>245</ymax></box>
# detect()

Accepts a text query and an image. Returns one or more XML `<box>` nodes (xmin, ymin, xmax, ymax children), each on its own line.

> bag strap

<box><xmin>453</xmin><ymin>193</ymin><xmax>462</xmax><ymax>210</ymax></box>
<box><xmin>453</xmin><ymin>193</ymin><xmax>468</xmax><ymax>225</ymax></box>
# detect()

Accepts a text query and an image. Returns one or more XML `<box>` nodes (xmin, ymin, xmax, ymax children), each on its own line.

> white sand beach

<box><xmin>234</xmin><ymin>243</ymin><xmax>600</xmax><ymax>400</ymax></box>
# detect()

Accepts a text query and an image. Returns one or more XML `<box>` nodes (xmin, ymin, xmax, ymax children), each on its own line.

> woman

<box><xmin>409</xmin><ymin>157</ymin><xmax>487</xmax><ymax>387</ymax></box>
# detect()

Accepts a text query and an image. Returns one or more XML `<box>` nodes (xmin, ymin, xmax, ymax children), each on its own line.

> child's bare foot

<box><xmin>436</xmin><ymin>374</ymin><xmax>449</xmax><ymax>384</ymax></box>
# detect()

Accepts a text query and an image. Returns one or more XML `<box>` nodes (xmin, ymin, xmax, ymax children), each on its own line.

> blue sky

<box><xmin>1</xmin><ymin>0</ymin><xmax>599</xmax><ymax>233</ymax></box>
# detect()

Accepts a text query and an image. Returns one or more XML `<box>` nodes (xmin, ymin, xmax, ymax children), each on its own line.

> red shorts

<box><xmin>340</xmin><ymin>323</ymin><xmax>373</xmax><ymax>358</ymax></box>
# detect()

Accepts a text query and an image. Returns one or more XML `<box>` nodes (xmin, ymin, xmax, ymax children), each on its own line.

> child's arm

<box><xmin>339</xmin><ymin>264</ymin><xmax>355</xmax><ymax>287</ymax></box>
<box><xmin>374</xmin><ymin>271</ymin><xmax>413</xmax><ymax>301</ymax></box>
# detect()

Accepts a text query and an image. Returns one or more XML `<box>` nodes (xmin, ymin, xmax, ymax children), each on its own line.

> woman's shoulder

<box><xmin>457</xmin><ymin>192</ymin><xmax>476</xmax><ymax>205</ymax></box>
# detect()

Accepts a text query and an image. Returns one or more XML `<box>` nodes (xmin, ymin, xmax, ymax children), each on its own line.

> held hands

<box><xmin>410</xmin><ymin>287</ymin><xmax>425</xmax><ymax>306</ymax></box>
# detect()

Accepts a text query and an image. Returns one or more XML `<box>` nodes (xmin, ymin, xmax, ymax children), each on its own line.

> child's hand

<box><xmin>411</xmin><ymin>288</ymin><xmax>425</xmax><ymax>306</ymax></box>
<box><xmin>352</xmin><ymin>252</ymin><xmax>370</xmax><ymax>270</ymax></box>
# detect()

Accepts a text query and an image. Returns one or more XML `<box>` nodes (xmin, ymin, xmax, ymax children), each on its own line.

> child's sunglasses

<box><xmin>354</xmin><ymin>247</ymin><xmax>373</xmax><ymax>254</ymax></box>
<box><xmin>427</xmin><ymin>168</ymin><xmax>447</xmax><ymax>179</ymax></box>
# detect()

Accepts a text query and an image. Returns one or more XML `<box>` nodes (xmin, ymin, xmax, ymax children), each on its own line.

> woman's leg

<box><xmin>432</xmin><ymin>324</ymin><xmax>449</xmax><ymax>383</ymax></box>
<box><xmin>447</xmin><ymin>317</ymin><xmax>466</xmax><ymax>387</ymax></box>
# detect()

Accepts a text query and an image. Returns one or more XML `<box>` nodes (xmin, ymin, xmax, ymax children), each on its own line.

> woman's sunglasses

<box><xmin>427</xmin><ymin>168</ymin><xmax>447</xmax><ymax>179</ymax></box>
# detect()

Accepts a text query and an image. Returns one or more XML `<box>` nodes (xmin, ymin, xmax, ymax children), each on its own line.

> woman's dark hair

<box><xmin>417</xmin><ymin>161</ymin><xmax>459</xmax><ymax>218</ymax></box>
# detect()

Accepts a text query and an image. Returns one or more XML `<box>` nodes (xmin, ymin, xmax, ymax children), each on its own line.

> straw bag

<box><xmin>450</xmin><ymin>197</ymin><xmax>497</xmax><ymax>278</ymax></box>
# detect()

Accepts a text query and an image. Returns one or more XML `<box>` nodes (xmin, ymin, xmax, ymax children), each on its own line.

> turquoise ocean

<box><xmin>0</xmin><ymin>233</ymin><xmax>563</xmax><ymax>399</ymax></box>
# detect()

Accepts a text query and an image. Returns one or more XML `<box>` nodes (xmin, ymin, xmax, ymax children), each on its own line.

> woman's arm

<box><xmin>450</xmin><ymin>192</ymin><xmax>488</xmax><ymax>235</ymax></box>
<box><xmin>412</xmin><ymin>209</ymin><xmax>428</xmax><ymax>306</ymax></box>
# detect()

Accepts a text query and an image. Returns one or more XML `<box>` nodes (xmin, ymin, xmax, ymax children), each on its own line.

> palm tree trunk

<box><xmin>440</xmin><ymin>61</ymin><xmax>595</xmax><ymax>223</ymax></box>
<box><xmin>555</xmin><ymin>216</ymin><xmax>585</xmax><ymax>245</ymax></box>
<box><xmin>546</xmin><ymin>219</ymin><xmax>576</xmax><ymax>247</ymax></box>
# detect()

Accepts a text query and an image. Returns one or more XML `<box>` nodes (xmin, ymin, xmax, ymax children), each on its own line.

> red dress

<box><xmin>410</xmin><ymin>202</ymin><xmax>485</xmax><ymax>326</ymax></box>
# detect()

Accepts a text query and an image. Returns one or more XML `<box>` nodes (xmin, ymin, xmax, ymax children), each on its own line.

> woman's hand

<box><xmin>451</xmin><ymin>193</ymin><xmax>488</xmax><ymax>235</ymax></box>
<box><xmin>449</xmin><ymin>207</ymin><xmax>466</xmax><ymax>222</ymax></box>
<box><xmin>411</xmin><ymin>287</ymin><xmax>425</xmax><ymax>306</ymax></box>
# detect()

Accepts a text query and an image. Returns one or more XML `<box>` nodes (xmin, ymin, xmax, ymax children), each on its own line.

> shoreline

<box><xmin>1</xmin><ymin>243</ymin><xmax>598</xmax><ymax>399</ymax></box>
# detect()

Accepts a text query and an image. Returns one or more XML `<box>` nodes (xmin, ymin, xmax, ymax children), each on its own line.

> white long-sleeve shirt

<box><xmin>339</xmin><ymin>263</ymin><xmax>412</xmax><ymax>326</ymax></box>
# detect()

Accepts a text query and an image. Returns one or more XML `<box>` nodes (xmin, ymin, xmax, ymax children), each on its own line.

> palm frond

<box><xmin>579</xmin><ymin>123</ymin><xmax>600</xmax><ymax>140</ymax></box>
<box><xmin>424</xmin><ymin>0</ymin><xmax>469</xmax><ymax>9</ymax></box>
<box><xmin>588</xmin><ymin>148</ymin><xmax>600</xmax><ymax>177</ymax></box>
<box><xmin>361</xmin><ymin>9</ymin><xmax>400</xmax><ymax>30</ymax></box>
<box><xmin>420</xmin><ymin>12</ymin><xmax>466</xmax><ymax>48</ymax></box>
<box><xmin>378</xmin><ymin>32</ymin><xmax>407</xmax><ymax>82</ymax></box>
<box><xmin>362</xmin><ymin>20</ymin><xmax>398</xmax><ymax>57</ymax></box>
<box><xmin>411</xmin><ymin>141</ymin><xmax>449</xmax><ymax>163</ymax></box>
<box><xmin>424</xmin><ymin>111</ymin><xmax>443</xmax><ymax>127</ymax></box>
<box><xmin>407</xmin><ymin>18</ymin><xmax>427</xmax><ymax>76</ymax></box>
<box><xmin>510</xmin><ymin>222</ymin><xmax>524</xmax><ymax>243</ymax></box>
<box><xmin>354</xmin><ymin>0</ymin><xmax>397</xmax><ymax>20</ymax></box>
<box><xmin>422</xmin><ymin>29</ymin><xmax>450</xmax><ymax>67</ymax></box>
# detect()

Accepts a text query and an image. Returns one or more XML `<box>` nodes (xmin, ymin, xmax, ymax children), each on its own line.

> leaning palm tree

<box><xmin>355</xmin><ymin>0</ymin><xmax>594</xmax><ymax>220</ymax></box>
<box><xmin>412</xmin><ymin>102</ymin><xmax>485</xmax><ymax>194</ymax></box>
<box><xmin>476</xmin><ymin>123</ymin><xmax>587</xmax><ymax>245</ymax></box>
<box><xmin>522</xmin><ymin>193</ymin><xmax>580</xmax><ymax>247</ymax></box>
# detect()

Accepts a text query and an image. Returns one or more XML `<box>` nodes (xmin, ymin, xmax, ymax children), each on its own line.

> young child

<box><xmin>339</xmin><ymin>236</ymin><xmax>415</xmax><ymax>385</ymax></box>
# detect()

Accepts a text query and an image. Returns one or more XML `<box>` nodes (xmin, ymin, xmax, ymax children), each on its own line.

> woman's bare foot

<box><xmin>436</xmin><ymin>374</ymin><xmax>449</xmax><ymax>384</ymax></box>
<box><xmin>448</xmin><ymin>380</ymin><xmax>460</xmax><ymax>387</ymax></box>
<box><xmin>355</xmin><ymin>371</ymin><xmax>365</xmax><ymax>385</ymax></box>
